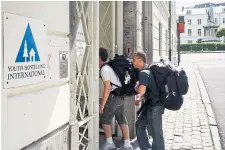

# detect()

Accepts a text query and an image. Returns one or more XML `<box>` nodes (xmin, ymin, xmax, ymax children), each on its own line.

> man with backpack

<box><xmin>99</xmin><ymin>48</ymin><xmax>134</xmax><ymax>150</ymax></box>
<box><xmin>132</xmin><ymin>51</ymin><xmax>165</xmax><ymax>150</ymax></box>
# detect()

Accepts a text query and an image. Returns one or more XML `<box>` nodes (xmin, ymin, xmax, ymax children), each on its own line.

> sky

<box><xmin>176</xmin><ymin>0</ymin><xmax>225</xmax><ymax>11</ymax></box>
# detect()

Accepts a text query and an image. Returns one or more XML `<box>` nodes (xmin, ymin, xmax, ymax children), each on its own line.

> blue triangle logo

<box><xmin>15</xmin><ymin>23</ymin><xmax>40</xmax><ymax>63</ymax></box>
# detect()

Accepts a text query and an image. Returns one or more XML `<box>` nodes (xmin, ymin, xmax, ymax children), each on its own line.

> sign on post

<box><xmin>3</xmin><ymin>13</ymin><xmax>48</xmax><ymax>88</ymax></box>
<box><xmin>75</xmin><ymin>21</ymin><xmax>87</xmax><ymax>69</ymax></box>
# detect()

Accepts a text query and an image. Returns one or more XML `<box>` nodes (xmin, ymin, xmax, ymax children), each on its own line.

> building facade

<box><xmin>177</xmin><ymin>4</ymin><xmax>225</xmax><ymax>44</ymax></box>
<box><xmin>144</xmin><ymin>1</ymin><xmax>177</xmax><ymax>63</ymax></box>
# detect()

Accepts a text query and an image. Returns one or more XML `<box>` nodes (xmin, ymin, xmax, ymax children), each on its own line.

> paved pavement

<box><xmin>162</xmin><ymin>61</ymin><xmax>217</xmax><ymax>150</ymax></box>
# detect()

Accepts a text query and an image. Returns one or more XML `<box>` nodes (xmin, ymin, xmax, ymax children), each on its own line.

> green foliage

<box><xmin>181</xmin><ymin>43</ymin><xmax>225</xmax><ymax>51</ymax></box>
<box><xmin>216</xmin><ymin>28</ymin><xmax>225</xmax><ymax>38</ymax></box>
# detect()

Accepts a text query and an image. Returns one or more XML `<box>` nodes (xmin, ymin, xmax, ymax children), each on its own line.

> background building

<box><xmin>177</xmin><ymin>2</ymin><xmax>225</xmax><ymax>44</ymax></box>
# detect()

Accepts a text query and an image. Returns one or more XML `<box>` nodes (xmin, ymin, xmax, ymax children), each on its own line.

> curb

<box><xmin>194</xmin><ymin>65</ymin><xmax>222</xmax><ymax>150</ymax></box>
<box><xmin>181</xmin><ymin>51</ymin><xmax>225</xmax><ymax>54</ymax></box>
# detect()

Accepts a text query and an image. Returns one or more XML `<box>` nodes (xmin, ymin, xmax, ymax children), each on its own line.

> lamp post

<box><xmin>177</xmin><ymin>17</ymin><xmax>185</xmax><ymax>65</ymax></box>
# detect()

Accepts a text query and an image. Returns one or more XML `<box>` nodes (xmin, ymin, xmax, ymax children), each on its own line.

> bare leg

<box><xmin>120</xmin><ymin>124</ymin><xmax>130</xmax><ymax>140</ymax></box>
<box><xmin>103</xmin><ymin>124</ymin><xmax>112</xmax><ymax>138</ymax></box>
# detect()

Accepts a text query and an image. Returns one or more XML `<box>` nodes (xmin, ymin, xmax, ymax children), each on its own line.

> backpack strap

<box><xmin>136</xmin><ymin>66</ymin><xmax>151</xmax><ymax>115</ymax></box>
<box><xmin>150</xmin><ymin>68</ymin><xmax>163</xmax><ymax>102</ymax></box>
<box><xmin>150</xmin><ymin>68</ymin><xmax>160</xmax><ymax>92</ymax></box>
<box><xmin>111</xmin><ymin>82</ymin><xmax>120</xmax><ymax>88</ymax></box>
<box><xmin>140</xmin><ymin>66</ymin><xmax>152</xmax><ymax>92</ymax></box>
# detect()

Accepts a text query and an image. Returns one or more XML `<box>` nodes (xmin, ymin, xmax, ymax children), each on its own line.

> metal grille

<box><xmin>99</xmin><ymin>1</ymin><xmax>115</xmax><ymax>58</ymax></box>
<box><xmin>70</xmin><ymin>2</ymin><xmax>99</xmax><ymax>150</ymax></box>
<box><xmin>99</xmin><ymin>1</ymin><xmax>117</xmax><ymax>135</ymax></box>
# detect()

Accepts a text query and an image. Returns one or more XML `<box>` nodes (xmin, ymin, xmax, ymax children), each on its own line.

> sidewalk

<box><xmin>161</xmin><ymin>63</ymin><xmax>222</xmax><ymax>150</ymax></box>
<box><xmin>99</xmin><ymin>63</ymin><xmax>222</xmax><ymax>150</ymax></box>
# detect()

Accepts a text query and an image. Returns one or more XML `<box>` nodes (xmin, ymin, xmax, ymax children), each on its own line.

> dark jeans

<box><xmin>135</xmin><ymin>105</ymin><xmax>165</xmax><ymax>150</ymax></box>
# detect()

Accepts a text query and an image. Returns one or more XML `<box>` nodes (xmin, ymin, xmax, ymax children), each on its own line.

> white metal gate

<box><xmin>99</xmin><ymin>1</ymin><xmax>117</xmax><ymax>134</ymax></box>
<box><xmin>99</xmin><ymin>1</ymin><xmax>116</xmax><ymax>58</ymax></box>
<box><xmin>69</xmin><ymin>2</ymin><xmax>99</xmax><ymax>150</ymax></box>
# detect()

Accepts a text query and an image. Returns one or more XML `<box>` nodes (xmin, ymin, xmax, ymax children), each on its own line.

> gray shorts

<box><xmin>100</xmin><ymin>94</ymin><xmax>128</xmax><ymax>125</ymax></box>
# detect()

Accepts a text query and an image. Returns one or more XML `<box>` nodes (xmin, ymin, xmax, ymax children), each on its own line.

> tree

<box><xmin>23</xmin><ymin>41</ymin><xmax>29</xmax><ymax>62</ymax></box>
<box><xmin>216</xmin><ymin>28</ymin><xmax>225</xmax><ymax>38</ymax></box>
<box><xmin>196</xmin><ymin>38</ymin><xmax>202</xmax><ymax>43</ymax></box>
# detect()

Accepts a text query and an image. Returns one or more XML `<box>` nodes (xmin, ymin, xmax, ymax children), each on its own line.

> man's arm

<box><xmin>136</xmin><ymin>85</ymin><xmax>147</xmax><ymax>99</ymax></box>
<box><xmin>101</xmin><ymin>80</ymin><xmax>111</xmax><ymax>106</ymax></box>
<box><xmin>135</xmin><ymin>70</ymin><xmax>151</xmax><ymax>101</ymax></box>
<box><xmin>100</xmin><ymin>66</ymin><xmax>111</xmax><ymax>112</ymax></box>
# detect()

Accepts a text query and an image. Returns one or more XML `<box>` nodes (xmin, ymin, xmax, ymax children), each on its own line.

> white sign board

<box><xmin>3</xmin><ymin>13</ymin><xmax>48</xmax><ymax>88</ymax></box>
<box><xmin>75</xmin><ymin>21</ymin><xmax>86</xmax><ymax>68</ymax></box>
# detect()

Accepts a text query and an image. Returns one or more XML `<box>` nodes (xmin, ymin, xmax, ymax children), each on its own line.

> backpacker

<box><xmin>100</xmin><ymin>54</ymin><xmax>139</xmax><ymax>96</ymax></box>
<box><xmin>145</xmin><ymin>60</ymin><xmax>189</xmax><ymax>110</ymax></box>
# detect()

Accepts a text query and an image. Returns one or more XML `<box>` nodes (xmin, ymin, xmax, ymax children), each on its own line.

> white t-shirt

<box><xmin>100</xmin><ymin>64</ymin><xmax>122</xmax><ymax>91</ymax></box>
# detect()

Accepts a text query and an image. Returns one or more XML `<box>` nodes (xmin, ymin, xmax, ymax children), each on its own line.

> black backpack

<box><xmin>145</xmin><ymin>60</ymin><xmax>189</xmax><ymax>111</ymax></box>
<box><xmin>100</xmin><ymin>54</ymin><xmax>139</xmax><ymax>96</ymax></box>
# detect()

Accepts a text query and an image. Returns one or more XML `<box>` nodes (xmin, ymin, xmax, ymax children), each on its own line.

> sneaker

<box><xmin>100</xmin><ymin>143</ymin><xmax>116</xmax><ymax>150</ymax></box>
<box><xmin>117</xmin><ymin>146</ymin><xmax>134</xmax><ymax>150</ymax></box>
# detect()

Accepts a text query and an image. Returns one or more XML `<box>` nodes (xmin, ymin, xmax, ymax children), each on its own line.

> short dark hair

<box><xmin>99</xmin><ymin>48</ymin><xmax>108</xmax><ymax>62</ymax></box>
<box><xmin>134</xmin><ymin>51</ymin><xmax>147</xmax><ymax>63</ymax></box>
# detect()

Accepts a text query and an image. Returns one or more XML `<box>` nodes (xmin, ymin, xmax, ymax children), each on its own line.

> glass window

<box><xmin>198</xmin><ymin>29</ymin><xmax>201</xmax><ymax>36</ymax></box>
<box><xmin>198</xmin><ymin>19</ymin><xmax>201</xmax><ymax>25</ymax></box>
<box><xmin>188</xmin><ymin>19</ymin><xmax>192</xmax><ymax>25</ymax></box>
<box><xmin>188</xmin><ymin>29</ymin><xmax>192</xmax><ymax>36</ymax></box>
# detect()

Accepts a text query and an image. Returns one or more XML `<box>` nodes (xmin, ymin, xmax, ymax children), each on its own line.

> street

<box><xmin>182</xmin><ymin>53</ymin><xmax>225</xmax><ymax>150</ymax></box>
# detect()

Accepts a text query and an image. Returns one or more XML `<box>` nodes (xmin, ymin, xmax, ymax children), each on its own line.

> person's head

<box><xmin>99</xmin><ymin>48</ymin><xmax>108</xmax><ymax>67</ymax></box>
<box><xmin>132</xmin><ymin>51</ymin><xmax>147</xmax><ymax>70</ymax></box>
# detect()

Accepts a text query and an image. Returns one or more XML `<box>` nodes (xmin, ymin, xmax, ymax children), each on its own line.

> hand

<box><xmin>135</xmin><ymin>81</ymin><xmax>139</xmax><ymax>86</ymax></box>
<box><xmin>99</xmin><ymin>104</ymin><xmax>105</xmax><ymax>114</ymax></box>
<box><xmin>135</xmin><ymin>81</ymin><xmax>139</xmax><ymax>90</ymax></box>
<box><xmin>135</xmin><ymin>94</ymin><xmax>142</xmax><ymax>105</ymax></box>
<box><xmin>135</xmin><ymin>99</ymin><xmax>141</xmax><ymax>105</ymax></box>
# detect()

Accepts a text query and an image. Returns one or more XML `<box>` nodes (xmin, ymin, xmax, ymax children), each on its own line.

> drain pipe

<box><xmin>168</xmin><ymin>1</ymin><xmax>172</xmax><ymax>61</ymax></box>
<box><xmin>143</xmin><ymin>1</ymin><xmax>153</xmax><ymax>64</ymax></box>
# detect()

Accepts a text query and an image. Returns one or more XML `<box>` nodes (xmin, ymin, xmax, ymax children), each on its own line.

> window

<box><xmin>198</xmin><ymin>19</ymin><xmax>201</xmax><ymax>25</ymax></box>
<box><xmin>188</xmin><ymin>29</ymin><xmax>192</xmax><ymax>36</ymax></box>
<box><xmin>159</xmin><ymin>22</ymin><xmax>162</xmax><ymax>56</ymax></box>
<box><xmin>188</xmin><ymin>19</ymin><xmax>192</xmax><ymax>25</ymax></box>
<box><xmin>198</xmin><ymin>29</ymin><xmax>201</xmax><ymax>36</ymax></box>
<box><xmin>186</xmin><ymin>10</ymin><xmax>191</xmax><ymax>14</ymax></box>
<box><xmin>223</xmin><ymin>18</ymin><xmax>225</xmax><ymax>24</ymax></box>
<box><xmin>187</xmin><ymin>40</ymin><xmax>192</xmax><ymax>43</ymax></box>
<box><xmin>215</xmin><ymin>18</ymin><xmax>218</xmax><ymax>24</ymax></box>
<box><xmin>166</xmin><ymin>30</ymin><xmax>168</xmax><ymax>56</ymax></box>
<box><xmin>172</xmin><ymin>34</ymin><xmax>174</xmax><ymax>49</ymax></box>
